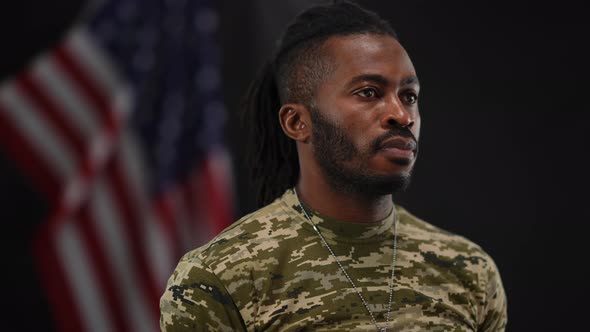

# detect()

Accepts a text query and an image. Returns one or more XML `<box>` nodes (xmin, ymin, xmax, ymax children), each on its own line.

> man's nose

<box><xmin>380</xmin><ymin>96</ymin><xmax>414</xmax><ymax>129</ymax></box>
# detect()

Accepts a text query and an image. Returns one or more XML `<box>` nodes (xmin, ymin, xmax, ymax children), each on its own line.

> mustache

<box><xmin>370</xmin><ymin>126</ymin><xmax>419</xmax><ymax>153</ymax></box>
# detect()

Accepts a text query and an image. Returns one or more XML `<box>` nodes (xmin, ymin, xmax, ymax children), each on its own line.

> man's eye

<box><xmin>404</xmin><ymin>92</ymin><xmax>418</xmax><ymax>104</ymax></box>
<box><xmin>357</xmin><ymin>88</ymin><xmax>378</xmax><ymax>98</ymax></box>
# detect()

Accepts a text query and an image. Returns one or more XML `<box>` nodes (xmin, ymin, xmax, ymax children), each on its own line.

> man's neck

<box><xmin>295</xmin><ymin>180</ymin><xmax>393</xmax><ymax>224</ymax></box>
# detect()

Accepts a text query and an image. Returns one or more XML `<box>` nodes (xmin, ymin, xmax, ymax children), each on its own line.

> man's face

<box><xmin>310</xmin><ymin>34</ymin><xmax>421</xmax><ymax>196</ymax></box>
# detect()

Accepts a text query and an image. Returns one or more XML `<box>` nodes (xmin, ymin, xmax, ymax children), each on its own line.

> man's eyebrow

<box><xmin>346</xmin><ymin>74</ymin><xmax>389</xmax><ymax>88</ymax></box>
<box><xmin>346</xmin><ymin>74</ymin><xmax>420</xmax><ymax>88</ymax></box>
<box><xmin>401</xmin><ymin>75</ymin><xmax>420</xmax><ymax>87</ymax></box>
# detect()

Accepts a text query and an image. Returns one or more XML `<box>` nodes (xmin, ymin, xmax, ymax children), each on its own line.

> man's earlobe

<box><xmin>278</xmin><ymin>104</ymin><xmax>311</xmax><ymax>143</ymax></box>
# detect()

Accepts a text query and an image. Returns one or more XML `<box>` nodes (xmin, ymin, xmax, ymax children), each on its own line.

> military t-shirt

<box><xmin>160</xmin><ymin>189</ymin><xmax>507</xmax><ymax>331</ymax></box>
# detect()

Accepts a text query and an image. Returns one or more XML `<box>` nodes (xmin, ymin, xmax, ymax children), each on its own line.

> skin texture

<box><xmin>279</xmin><ymin>34</ymin><xmax>421</xmax><ymax>223</ymax></box>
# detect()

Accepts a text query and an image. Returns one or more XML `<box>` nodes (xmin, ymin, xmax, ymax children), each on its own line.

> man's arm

<box><xmin>478</xmin><ymin>258</ymin><xmax>508</xmax><ymax>332</ymax></box>
<box><xmin>160</xmin><ymin>257</ymin><xmax>247</xmax><ymax>332</ymax></box>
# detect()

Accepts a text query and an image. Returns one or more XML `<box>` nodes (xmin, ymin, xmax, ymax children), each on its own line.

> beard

<box><xmin>310</xmin><ymin>107</ymin><xmax>416</xmax><ymax>198</ymax></box>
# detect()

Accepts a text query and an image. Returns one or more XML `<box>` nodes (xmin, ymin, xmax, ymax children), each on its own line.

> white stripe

<box><xmin>67</xmin><ymin>28</ymin><xmax>122</xmax><ymax>97</ymax></box>
<box><xmin>0</xmin><ymin>83</ymin><xmax>76</xmax><ymax>179</ymax></box>
<box><xmin>56</xmin><ymin>221</ymin><xmax>114</xmax><ymax>332</ymax></box>
<box><xmin>32</xmin><ymin>56</ymin><xmax>102</xmax><ymax>139</ymax></box>
<box><xmin>32</xmin><ymin>56</ymin><xmax>121</xmax><ymax>213</ymax></box>
<box><xmin>66</xmin><ymin>28</ymin><xmax>132</xmax><ymax>118</ymax></box>
<box><xmin>119</xmin><ymin>133</ymin><xmax>175</xmax><ymax>287</ymax></box>
<box><xmin>90</xmin><ymin>178</ymin><xmax>158</xmax><ymax>332</ymax></box>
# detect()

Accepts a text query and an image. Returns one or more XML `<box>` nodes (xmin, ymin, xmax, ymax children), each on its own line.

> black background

<box><xmin>221</xmin><ymin>1</ymin><xmax>590</xmax><ymax>331</ymax></box>
<box><xmin>1</xmin><ymin>0</ymin><xmax>588</xmax><ymax>330</ymax></box>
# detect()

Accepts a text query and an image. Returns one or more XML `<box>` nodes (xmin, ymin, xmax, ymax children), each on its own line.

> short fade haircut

<box><xmin>275</xmin><ymin>1</ymin><xmax>397</xmax><ymax>106</ymax></box>
<box><xmin>242</xmin><ymin>1</ymin><xmax>399</xmax><ymax>207</ymax></box>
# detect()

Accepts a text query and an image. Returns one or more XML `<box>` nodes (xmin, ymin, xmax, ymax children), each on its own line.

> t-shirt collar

<box><xmin>281</xmin><ymin>188</ymin><xmax>396</xmax><ymax>243</ymax></box>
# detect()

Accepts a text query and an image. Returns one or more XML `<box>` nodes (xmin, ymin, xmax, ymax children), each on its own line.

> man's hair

<box><xmin>242</xmin><ymin>0</ymin><xmax>398</xmax><ymax>208</ymax></box>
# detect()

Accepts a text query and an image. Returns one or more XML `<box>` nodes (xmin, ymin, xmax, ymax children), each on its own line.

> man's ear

<box><xmin>278</xmin><ymin>103</ymin><xmax>311</xmax><ymax>143</ymax></box>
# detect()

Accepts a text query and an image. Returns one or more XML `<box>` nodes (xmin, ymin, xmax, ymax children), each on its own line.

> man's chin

<box><xmin>365</xmin><ymin>173</ymin><xmax>411</xmax><ymax>196</ymax></box>
<box><xmin>332</xmin><ymin>172</ymin><xmax>412</xmax><ymax>198</ymax></box>
<box><xmin>378</xmin><ymin>156</ymin><xmax>416</xmax><ymax>172</ymax></box>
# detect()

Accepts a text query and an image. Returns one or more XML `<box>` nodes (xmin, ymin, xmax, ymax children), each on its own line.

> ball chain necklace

<box><xmin>293</xmin><ymin>189</ymin><xmax>399</xmax><ymax>332</ymax></box>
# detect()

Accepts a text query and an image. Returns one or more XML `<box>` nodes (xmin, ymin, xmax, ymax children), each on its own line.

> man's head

<box><xmin>272</xmin><ymin>1</ymin><xmax>397</xmax><ymax>108</ymax></box>
<box><xmin>243</xmin><ymin>1</ymin><xmax>420</xmax><ymax>207</ymax></box>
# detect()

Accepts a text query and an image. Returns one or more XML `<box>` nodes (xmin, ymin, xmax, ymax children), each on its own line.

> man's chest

<box><xmin>232</xmin><ymin>250</ymin><xmax>481</xmax><ymax>331</ymax></box>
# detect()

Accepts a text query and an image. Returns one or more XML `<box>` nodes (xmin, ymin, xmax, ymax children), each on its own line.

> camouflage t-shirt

<box><xmin>160</xmin><ymin>189</ymin><xmax>507</xmax><ymax>331</ymax></box>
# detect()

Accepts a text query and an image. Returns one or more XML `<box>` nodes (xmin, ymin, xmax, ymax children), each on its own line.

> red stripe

<box><xmin>201</xmin><ymin>157</ymin><xmax>233</xmax><ymax>235</ymax></box>
<box><xmin>77</xmin><ymin>203</ymin><xmax>131</xmax><ymax>332</ymax></box>
<box><xmin>170</xmin><ymin>185</ymin><xmax>197</xmax><ymax>252</ymax></box>
<box><xmin>33</xmin><ymin>221</ymin><xmax>86</xmax><ymax>332</ymax></box>
<box><xmin>181</xmin><ymin>173</ymin><xmax>201</xmax><ymax>240</ymax></box>
<box><xmin>52</xmin><ymin>44</ymin><xmax>119</xmax><ymax>133</ymax></box>
<box><xmin>0</xmin><ymin>104</ymin><xmax>61</xmax><ymax>202</ymax></box>
<box><xmin>153</xmin><ymin>193</ymin><xmax>184</xmax><ymax>262</ymax></box>
<box><xmin>16</xmin><ymin>72</ymin><xmax>87</xmax><ymax>160</ymax></box>
<box><xmin>108</xmin><ymin>153</ymin><xmax>162</xmax><ymax>322</ymax></box>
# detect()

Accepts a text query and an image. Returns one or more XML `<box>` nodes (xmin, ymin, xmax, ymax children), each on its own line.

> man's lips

<box><xmin>380</xmin><ymin>137</ymin><xmax>417</xmax><ymax>151</ymax></box>
<box><xmin>378</xmin><ymin>137</ymin><xmax>417</xmax><ymax>160</ymax></box>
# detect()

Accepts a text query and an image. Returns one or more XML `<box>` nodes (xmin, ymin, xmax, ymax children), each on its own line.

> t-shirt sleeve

<box><xmin>478</xmin><ymin>257</ymin><xmax>508</xmax><ymax>332</ymax></box>
<box><xmin>160</xmin><ymin>256</ymin><xmax>247</xmax><ymax>332</ymax></box>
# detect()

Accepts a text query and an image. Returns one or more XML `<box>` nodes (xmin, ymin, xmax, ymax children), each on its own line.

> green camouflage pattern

<box><xmin>160</xmin><ymin>189</ymin><xmax>507</xmax><ymax>331</ymax></box>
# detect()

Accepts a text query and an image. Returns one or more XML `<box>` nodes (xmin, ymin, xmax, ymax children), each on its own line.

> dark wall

<box><xmin>220</xmin><ymin>1</ymin><xmax>589</xmax><ymax>331</ymax></box>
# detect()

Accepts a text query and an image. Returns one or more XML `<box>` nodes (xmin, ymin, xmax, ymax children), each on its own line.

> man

<box><xmin>160</xmin><ymin>1</ymin><xmax>507</xmax><ymax>331</ymax></box>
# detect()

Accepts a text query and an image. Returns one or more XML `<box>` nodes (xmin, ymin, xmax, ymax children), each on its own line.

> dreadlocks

<box><xmin>242</xmin><ymin>1</ymin><xmax>398</xmax><ymax>208</ymax></box>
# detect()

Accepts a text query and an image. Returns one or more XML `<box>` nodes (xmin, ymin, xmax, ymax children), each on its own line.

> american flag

<box><xmin>0</xmin><ymin>0</ymin><xmax>234</xmax><ymax>331</ymax></box>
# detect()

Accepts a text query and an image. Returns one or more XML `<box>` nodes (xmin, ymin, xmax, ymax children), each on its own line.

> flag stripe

<box><xmin>54</xmin><ymin>220</ymin><xmax>115</xmax><ymax>332</ymax></box>
<box><xmin>0</xmin><ymin>105</ymin><xmax>60</xmax><ymax>199</ymax></box>
<box><xmin>90</xmin><ymin>177</ymin><xmax>158</xmax><ymax>332</ymax></box>
<box><xmin>66</xmin><ymin>28</ymin><xmax>123</xmax><ymax>99</ymax></box>
<box><xmin>108</xmin><ymin>152</ymin><xmax>162</xmax><ymax>320</ymax></box>
<box><xmin>118</xmin><ymin>135</ymin><xmax>175</xmax><ymax>286</ymax></box>
<box><xmin>0</xmin><ymin>84</ymin><xmax>76</xmax><ymax>180</ymax></box>
<box><xmin>53</xmin><ymin>44</ymin><xmax>119</xmax><ymax>132</ymax></box>
<box><xmin>77</xmin><ymin>204</ymin><xmax>131</xmax><ymax>332</ymax></box>
<box><xmin>145</xmin><ymin>207</ymin><xmax>176</xmax><ymax>287</ymax></box>
<box><xmin>33</xmin><ymin>223</ymin><xmax>86</xmax><ymax>332</ymax></box>
<box><xmin>169</xmin><ymin>186</ymin><xmax>197</xmax><ymax>252</ymax></box>
<box><xmin>189</xmin><ymin>151</ymin><xmax>233</xmax><ymax>240</ymax></box>
<box><xmin>67</xmin><ymin>29</ymin><xmax>128</xmax><ymax>118</ymax></box>
<box><xmin>17</xmin><ymin>72</ymin><xmax>87</xmax><ymax>160</ymax></box>
<box><xmin>202</xmin><ymin>151</ymin><xmax>233</xmax><ymax>235</ymax></box>
<box><xmin>33</xmin><ymin>56</ymin><xmax>101</xmax><ymax>140</ymax></box>
<box><xmin>181</xmin><ymin>172</ymin><xmax>205</xmax><ymax>243</ymax></box>
<box><xmin>153</xmin><ymin>194</ymin><xmax>185</xmax><ymax>264</ymax></box>
<box><xmin>153</xmin><ymin>186</ymin><xmax>195</xmax><ymax>254</ymax></box>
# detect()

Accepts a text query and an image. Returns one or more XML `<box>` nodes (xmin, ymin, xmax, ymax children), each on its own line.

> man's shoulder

<box><xmin>396</xmin><ymin>206</ymin><xmax>507</xmax><ymax>328</ymax></box>
<box><xmin>178</xmin><ymin>196</ymin><xmax>296</xmax><ymax>273</ymax></box>
<box><xmin>397</xmin><ymin>206</ymin><xmax>492</xmax><ymax>259</ymax></box>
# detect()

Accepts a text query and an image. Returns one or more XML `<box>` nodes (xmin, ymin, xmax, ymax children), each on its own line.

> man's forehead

<box><xmin>321</xmin><ymin>34</ymin><xmax>417</xmax><ymax>82</ymax></box>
